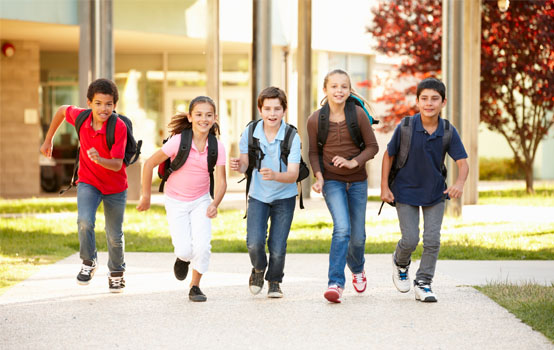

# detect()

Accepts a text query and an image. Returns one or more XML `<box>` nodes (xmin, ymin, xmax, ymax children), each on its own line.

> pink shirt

<box><xmin>161</xmin><ymin>133</ymin><xmax>226</xmax><ymax>202</ymax></box>
<box><xmin>66</xmin><ymin>106</ymin><xmax>128</xmax><ymax>195</ymax></box>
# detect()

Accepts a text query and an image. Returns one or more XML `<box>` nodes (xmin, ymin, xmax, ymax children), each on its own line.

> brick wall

<box><xmin>0</xmin><ymin>40</ymin><xmax>41</xmax><ymax>198</ymax></box>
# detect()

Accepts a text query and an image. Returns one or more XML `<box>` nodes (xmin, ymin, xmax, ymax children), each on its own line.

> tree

<box><xmin>368</xmin><ymin>0</ymin><xmax>554</xmax><ymax>192</ymax></box>
<box><xmin>480</xmin><ymin>0</ymin><xmax>554</xmax><ymax>193</ymax></box>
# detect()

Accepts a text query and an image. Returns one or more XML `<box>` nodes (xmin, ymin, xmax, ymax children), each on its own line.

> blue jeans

<box><xmin>246</xmin><ymin>196</ymin><xmax>296</xmax><ymax>283</ymax></box>
<box><xmin>77</xmin><ymin>182</ymin><xmax>127</xmax><ymax>272</ymax></box>
<box><xmin>323</xmin><ymin>179</ymin><xmax>367</xmax><ymax>288</ymax></box>
<box><xmin>394</xmin><ymin>201</ymin><xmax>445</xmax><ymax>283</ymax></box>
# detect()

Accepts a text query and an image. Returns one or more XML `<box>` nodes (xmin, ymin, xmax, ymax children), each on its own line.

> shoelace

<box><xmin>80</xmin><ymin>264</ymin><xmax>94</xmax><ymax>276</ymax></box>
<box><xmin>417</xmin><ymin>283</ymin><xmax>432</xmax><ymax>293</ymax></box>
<box><xmin>353</xmin><ymin>273</ymin><xmax>365</xmax><ymax>283</ymax></box>
<box><xmin>109</xmin><ymin>276</ymin><xmax>123</xmax><ymax>287</ymax></box>
<box><xmin>397</xmin><ymin>268</ymin><xmax>408</xmax><ymax>281</ymax></box>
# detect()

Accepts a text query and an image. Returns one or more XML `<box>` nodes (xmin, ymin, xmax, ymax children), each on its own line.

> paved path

<box><xmin>1</xmin><ymin>253</ymin><xmax>552</xmax><ymax>350</ymax></box>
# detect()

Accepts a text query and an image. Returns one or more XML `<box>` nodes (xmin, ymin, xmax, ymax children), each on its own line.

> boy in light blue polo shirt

<box><xmin>230</xmin><ymin>86</ymin><xmax>300</xmax><ymax>298</ymax></box>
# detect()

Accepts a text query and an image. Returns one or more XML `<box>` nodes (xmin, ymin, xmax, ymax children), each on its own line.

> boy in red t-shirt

<box><xmin>40</xmin><ymin>79</ymin><xmax>128</xmax><ymax>293</ymax></box>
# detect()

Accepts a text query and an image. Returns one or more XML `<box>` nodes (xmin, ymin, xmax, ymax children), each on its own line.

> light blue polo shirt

<box><xmin>239</xmin><ymin>120</ymin><xmax>301</xmax><ymax>204</ymax></box>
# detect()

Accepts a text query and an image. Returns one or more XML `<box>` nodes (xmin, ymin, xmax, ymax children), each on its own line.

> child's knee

<box><xmin>77</xmin><ymin>218</ymin><xmax>95</xmax><ymax>233</ymax></box>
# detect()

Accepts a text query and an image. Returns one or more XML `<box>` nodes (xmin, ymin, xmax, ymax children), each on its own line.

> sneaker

<box><xmin>267</xmin><ymin>282</ymin><xmax>283</xmax><ymax>298</ymax></box>
<box><xmin>76</xmin><ymin>260</ymin><xmax>97</xmax><ymax>285</ymax></box>
<box><xmin>108</xmin><ymin>272</ymin><xmax>125</xmax><ymax>293</ymax></box>
<box><xmin>189</xmin><ymin>285</ymin><xmax>207</xmax><ymax>302</ymax></box>
<box><xmin>352</xmin><ymin>271</ymin><xmax>367</xmax><ymax>293</ymax></box>
<box><xmin>248</xmin><ymin>268</ymin><xmax>265</xmax><ymax>295</ymax></box>
<box><xmin>392</xmin><ymin>254</ymin><xmax>411</xmax><ymax>293</ymax></box>
<box><xmin>324</xmin><ymin>284</ymin><xmax>343</xmax><ymax>303</ymax></box>
<box><xmin>174</xmin><ymin>258</ymin><xmax>190</xmax><ymax>281</ymax></box>
<box><xmin>414</xmin><ymin>280</ymin><xmax>437</xmax><ymax>302</ymax></box>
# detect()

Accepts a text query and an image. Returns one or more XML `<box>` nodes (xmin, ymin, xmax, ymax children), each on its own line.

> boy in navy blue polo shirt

<box><xmin>380</xmin><ymin>78</ymin><xmax>468</xmax><ymax>302</ymax></box>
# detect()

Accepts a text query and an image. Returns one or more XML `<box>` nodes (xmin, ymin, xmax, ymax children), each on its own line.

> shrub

<box><xmin>479</xmin><ymin>157</ymin><xmax>525</xmax><ymax>180</ymax></box>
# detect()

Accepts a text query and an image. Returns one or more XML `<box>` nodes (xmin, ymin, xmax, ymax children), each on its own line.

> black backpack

<box><xmin>316</xmin><ymin>95</ymin><xmax>378</xmax><ymax>174</ymax></box>
<box><xmin>157</xmin><ymin>128</ymin><xmax>218</xmax><ymax>198</ymax></box>
<box><xmin>60</xmin><ymin>109</ymin><xmax>142</xmax><ymax>195</ymax></box>
<box><xmin>242</xmin><ymin>119</ymin><xmax>310</xmax><ymax>216</ymax></box>
<box><xmin>378</xmin><ymin>114</ymin><xmax>452</xmax><ymax>214</ymax></box>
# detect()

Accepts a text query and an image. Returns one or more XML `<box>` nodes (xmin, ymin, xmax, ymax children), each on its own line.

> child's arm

<box><xmin>443</xmin><ymin>158</ymin><xmax>469</xmax><ymax>199</ymax></box>
<box><xmin>312</xmin><ymin>171</ymin><xmax>324</xmax><ymax>193</ymax></box>
<box><xmin>229</xmin><ymin>153</ymin><xmax>249</xmax><ymax>174</ymax></box>
<box><xmin>380</xmin><ymin>150</ymin><xmax>395</xmax><ymax>203</ymax></box>
<box><xmin>40</xmin><ymin>105</ymin><xmax>69</xmax><ymax>157</ymax></box>
<box><xmin>259</xmin><ymin>162</ymin><xmax>299</xmax><ymax>183</ymax></box>
<box><xmin>206</xmin><ymin>165</ymin><xmax>227</xmax><ymax>218</ymax></box>
<box><xmin>137</xmin><ymin>149</ymin><xmax>169</xmax><ymax>211</ymax></box>
<box><xmin>85</xmin><ymin>148</ymin><xmax>124</xmax><ymax>172</ymax></box>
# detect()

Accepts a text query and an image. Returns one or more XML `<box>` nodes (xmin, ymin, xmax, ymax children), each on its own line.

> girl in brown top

<box><xmin>307</xmin><ymin>69</ymin><xmax>379</xmax><ymax>303</ymax></box>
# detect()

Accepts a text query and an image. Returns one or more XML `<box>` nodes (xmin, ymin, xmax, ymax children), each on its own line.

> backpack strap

<box><xmin>344</xmin><ymin>99</ymin><xmax>365</xmax><ymax>151</ymax></box>
<box><xmin>105</xmin><ymin>113</ymin><xmax>118</xmax><ymax>150</ymax></box>
<box><xmin>347</xmin><ymin>94</ymin><xmax>377</xmax><ymax>125</ymax></box>
<box><xmin>280</xmin><ymin>123</ymin><xmax>296</xmax><ymax>170</ymax></box>
<box><xmin>316</xmin><ymin>106</ymin><xmax>330</xmax><ymax>175</ymax></box>
<box><xmin>242</xmin><ymin>119</ymin><xmax>264</xmax><ymax>218</ymax></box>
<box><xmin>207</xmin><ymin>133</ymin><xmax>218</xmax><ymax>199</ymax></box>
<box><xmin>158</xmin><ymin>128</ymin><xmax>193</xmax><ymax>193</ymax></box>
<box><xmin>59</xmin><ymin>109</ymin><xmax>91</xmax><ymax>195</ymax></box>
<box><xmin>441</xmin><ymin>118</ymin><xmax>452</xmax><ymax>164</ymax></box>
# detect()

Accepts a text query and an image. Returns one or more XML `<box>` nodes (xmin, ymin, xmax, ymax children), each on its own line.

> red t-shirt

<box><xmin>65</xmin><ymin>106</ymin><xmax>128</xmax><ymax>194</ymax></box>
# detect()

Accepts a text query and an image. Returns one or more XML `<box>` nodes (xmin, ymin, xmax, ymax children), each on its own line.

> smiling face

<box><xmin>258</xmin><ymin>97</ymin><xmax>285</xmax><ymax>130</ymax></box>
<box><xmin>87</xmin><ymin>93</ymin><xmax>116</xmax><ymax>124</ymax></box>
<box><xmin>323</xmin><ymin>72</ymin><xmax>351</xmax><ymax>105</ymax></box>
<box><xmin>416</xmin><ymin>89</ymin><xmax>446</xmax><ymax>119</ymax></box>
<box><xmin>187</xmin><ymin>102</ymin><xmax>217</xmax><ymax>135</ymax></box>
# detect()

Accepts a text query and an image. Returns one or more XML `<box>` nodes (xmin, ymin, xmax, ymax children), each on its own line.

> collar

<box><xmin>253</xmin><ymin>119</ymin><xmax>286</xmax><ymax>146</ymax></box>
<box><xmin>414</xmin><ymin>113</ymin><xmax>444</xmax><ymax>137</ymax></box>
<box><xmin>84</xmin><ymin>112</ymin><xmax>107</xmax><ymax>135</ymax></box>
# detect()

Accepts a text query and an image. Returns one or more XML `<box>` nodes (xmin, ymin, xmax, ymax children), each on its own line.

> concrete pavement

<box><xmin>1</xmin><ymin>252</ymin><xmax>553</xmax><ymax>349</ymax></box>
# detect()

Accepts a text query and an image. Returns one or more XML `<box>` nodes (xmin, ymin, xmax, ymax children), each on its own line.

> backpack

<box><xmin>378</xmin><ymin>114</ymin><xmax>452</xmax><ymax>214</ymax></box>
<box><xmin>316</xmin><ymin>94</ymin><xmax>378</xmax><ymax>173</ymax></box>
<box><xmin>157</xmin><ymin>128</ymin><xmax>218</xmax><ymax>198</ymax></box>
<box><xmin>60</xmin><ymin>109</ymin><xmax>142</xmax><ymax>195</ymax></box>
<box><xmin>242</xmin><ymin>119</ymin><xmax>310</xmax><ymax>217</ymax></box>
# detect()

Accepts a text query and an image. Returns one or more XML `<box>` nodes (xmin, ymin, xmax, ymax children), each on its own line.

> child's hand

<box><xmin>444</xmin><ymin>182</ymin><xmax>464</xmax><ymax>199</ymax></box>
<box><xmin>229</xmin><ymin>157</ymin><xmax>241</xmax><ymax>172</ymax></box>
<box><xmin>206</xmin><ymin>203</ymin><xmax>218</xmax><ymax>218</ymax></box>
<box><xmin>312</xmin><ymin>178</ymin><xmax>324</xmax><ymax>193</ymax></box>
<box><xmin>380</xmin><ymin>186</ymin><xmax>395</xmax><ymax>203</ymax></box>
<box><xmin>136</xmin><ymin>196</ymin><xmax>151</xmax><ymax>211</ymax></box>
<box><xmin>40</xmin><ymin>140</ymin><xmax>53</xmax><ymax>158</ymax></box>
<box><xmin>87</xmin><ymin>147</ymin><xmax>100</xmax><ymax>164</ymax></box>
<box><xmin>259</xmin><ymin>168</ymin><xmax>275</xmax><ymax>181</ymax></box>
<box><xmin>331</xmin><ymin>155</ymin><xmax>358</xmax><ymax>169</ymax></box>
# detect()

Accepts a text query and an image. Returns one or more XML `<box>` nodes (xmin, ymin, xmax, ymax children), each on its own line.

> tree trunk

<box><xmin>524</xmin><ymin>164</ymin><xmax>535</xmax><ymax>195</ymax></box>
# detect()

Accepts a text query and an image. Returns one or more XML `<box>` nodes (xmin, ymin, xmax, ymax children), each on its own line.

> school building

<box><xmin>0</xmin><ymin>0</ymin><xmax>551</xmax><ymax>199</ymax></box>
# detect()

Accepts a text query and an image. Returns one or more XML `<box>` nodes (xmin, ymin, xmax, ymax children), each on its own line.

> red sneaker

<box><xmin>324</xmin><ymin>285</ymin><xmax>343</xmax><ymax>303</ymax></box>
<box><xmin>352</xmin><ymin>271</ymin><xmax>367</xmax><ymax>293</ymax></box>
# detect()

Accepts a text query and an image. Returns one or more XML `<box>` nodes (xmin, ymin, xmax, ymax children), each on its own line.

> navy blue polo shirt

<box><xmin>387</xmin><ymin>114</ymin><xmax>467</xmax><ymax>207</ymax></box>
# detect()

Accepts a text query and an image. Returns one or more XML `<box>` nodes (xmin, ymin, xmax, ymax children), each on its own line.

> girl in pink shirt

<box><xmin>137</xmin><ymin>96</ymin><xmax>227</xmax><ymax>302</ymax></box>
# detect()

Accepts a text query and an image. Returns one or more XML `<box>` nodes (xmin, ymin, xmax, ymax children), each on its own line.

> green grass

<box><xmin>476</xmin><ymin>282</ymin><xmax>554</xmax><ymax>342</ymax></box>
<box><xmin>478</xmin><ymin>187</ymin><xmax>554</xmax><ymax>206</ymax></box>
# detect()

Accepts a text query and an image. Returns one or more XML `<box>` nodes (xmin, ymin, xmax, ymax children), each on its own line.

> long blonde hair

<box><xmin>167</xmin><ymin>96</ymin><xmax>220</xmax><ymax>136</ymax></box>
<box><xmin>320</xmin><ymin>69</ymin><xmax>375</xmax><ymax>115</ymax></box>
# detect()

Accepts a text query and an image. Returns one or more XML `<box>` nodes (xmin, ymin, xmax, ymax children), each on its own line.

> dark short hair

<box><xmin>257</xmin><ymin>86</ymin><xmax>287</xmax><ymax>111</ymax></box>
<box><xmin>416</xmin><ymin>77</ymin><xmax>446</xmax><ymax>101</ymax></box>
<box><xmin>87</xmin><ymin>78</ymin><xmax>119</xmax><ymax>104</ymax></box>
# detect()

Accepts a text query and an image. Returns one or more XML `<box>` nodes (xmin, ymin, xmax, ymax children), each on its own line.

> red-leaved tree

<box><xmin>368</xmin><ymin>0</ymin><xmax>554</xmax><ymax>192</ymax></box>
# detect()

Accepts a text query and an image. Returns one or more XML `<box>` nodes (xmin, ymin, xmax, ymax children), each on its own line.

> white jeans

<box><xmin>164</xmin><ymin>193</ymin><xmax>212</xmax><ymax>274</ymax></box>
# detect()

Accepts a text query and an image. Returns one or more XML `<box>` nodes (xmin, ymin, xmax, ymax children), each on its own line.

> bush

<box><xmin>479</xmin><ymin>157</ymin><xmax>525</xmax><ymax>180</ymax></box>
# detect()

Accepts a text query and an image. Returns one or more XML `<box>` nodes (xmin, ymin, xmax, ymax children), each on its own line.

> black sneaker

<box><xmin>267</xmin><ymin>281</ymin><xmax>283</xmax><ymax>298</ymax></box>
<box><xmin>249</xmin><ymin>268</ymin><xmax>265</xmax><ymax>295</ymax></box>
<box><xmin>189</xmin><ymin>285</ymin><xmax>207</xmax><ymax>302</ymax></box>
<box><xmin>76</xmin><ymin>260</ymin><xmax>97</xmax><ymax>285</ymax></box>
<box><xmin>174</xmin><ymin>258</ymin><xmax>190</xmax><ymax>281</ymax></box>
<box><xmin>108</xmin><ymin>272</ymin><xmax>125</xmax><ymax>293</ymax></box>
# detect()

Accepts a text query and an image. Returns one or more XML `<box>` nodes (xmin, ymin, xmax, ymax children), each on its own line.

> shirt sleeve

<box><xmin>287</xmin><ymin>133</ymin><xmax>301</xmax><ymax>164</ymax></box>
<box><xmin>109</xmin><ymin>119</ymin><xmax>127</xmax><ymax>159</ymax></box>
<box><xmin>161</xmin><ymin>134</ymin><xmax>181</xmax><ymax>159</ymax></box>
<box><xmin>65</xmin><ymin>105</ymin><xmax>87</xmax><ymax>127</ymax></box>
<box><xmin>386</xmin><ymin>124</ymin><xmax>402</xmax><ymax>157</ymax></box>
<box><xmin>448</xmin><ymin>126</ymin><xmax>468</xmax><ymax>161</ymax></box>
<box><xmin>306</xmin><ymin>111</ymin><xmax>322</xmax><ymax>175</ymax></box>
<box><xmin>239</xmin><ymin>125</ymin><xmax>250</xmax><ymax>154</ymax></box>
<box><xmin>216</xmin><ymin>140</ymin><xmax>227</xmax><ymax>165</ymax></box>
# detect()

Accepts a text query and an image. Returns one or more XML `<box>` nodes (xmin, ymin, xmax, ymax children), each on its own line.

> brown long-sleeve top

<box><xmin>307</xmin><ymin>105</ymin><xmax>379</xmax><ymax>182</ymax></box>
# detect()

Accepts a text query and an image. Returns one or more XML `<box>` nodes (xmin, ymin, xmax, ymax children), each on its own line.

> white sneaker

<box><xmin>352</xmin><ymin>271</ymin><xmax>367</xmax><ymax>293</ymax></box>
<box><xmin>392</xmin><ymin>254</ymin><xmax>411</xmax><ymax>293</ymax></box>
<box><xmin>414</xmin><ymin>280</ymin><xmax>437</xmax><ymax>302</ymax></box>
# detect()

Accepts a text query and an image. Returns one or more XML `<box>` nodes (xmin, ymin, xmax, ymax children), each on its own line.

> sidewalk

<box><xmin>1</xmin><ymin>253</ymin><xmax>553</xmax><ymax>349</ymax></box>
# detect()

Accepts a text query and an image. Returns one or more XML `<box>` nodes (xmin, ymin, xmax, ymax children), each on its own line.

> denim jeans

<box><xmin>322</xmin><ymin>179</ymin><xmax>367</xmax><ymax>288</ymax></box>
<box><xmin>77</xmin><ymin>182</ymin><xmax>127</xmax><ymax>272</ymax></box>
<box><xmin>394</xmin><ymin>201</ymin><xmax>445</xmax><ymax>283</ymax></box>
<box><xmin>246</xmin><ymin>196</ymin><xmax>296</xmax><ymax>283</ymax></box>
